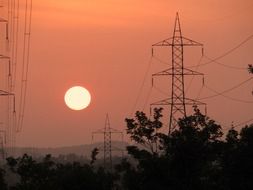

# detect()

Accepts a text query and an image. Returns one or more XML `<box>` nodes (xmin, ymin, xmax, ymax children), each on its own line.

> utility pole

<box><xmin>92</xmin><ymin>114</ymin><xmax>124</xmax><ymax>170</ymax></box>
<box><xmin>151</xmin><ymin>13</ymin><xmax>206</xmax><ymax>134</ymax></box>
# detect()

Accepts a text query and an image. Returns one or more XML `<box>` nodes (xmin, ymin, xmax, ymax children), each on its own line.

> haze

<box><xmin>17</xmin><ymin>0</ymin><xmax>253</xmax><ymax>147</ymax></box>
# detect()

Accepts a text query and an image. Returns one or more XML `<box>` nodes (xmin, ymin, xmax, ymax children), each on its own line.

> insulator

<box><xmin>205</xmin><ymin>105</ymin><xmax>207</xmax><ymax>115</ymax></box>
<box><xmin>8</xmin><ymin>60</ymin><xmax>11</xmax><ymax>76</ymax></box>
<box><xmin>6</xmin><ymin>23</ymin><xmax>8</xmax><ymax>40</ymax></box>
<box><xmin>152</xmin><ymin>77</ymin><xmax>154</xmax><ymax>87</ymax></box>
<box><xmin>13</xmin><ymin>96</ymin><xmax>16</xmax><ymax>112</ymax></box>
<box><xmin>151</xmin><ymin>47</ymin><xmax>154</xmax><ymax>57</ymax></box>
<box><xmin>201</xmin><ymin>47</ymin><xmax>204</xmax><ymax>57</ymax></box>
<box><xmin>202</xmin><ymin>76</ymin><xmax>205</xmax><ymax>86</ymax></box>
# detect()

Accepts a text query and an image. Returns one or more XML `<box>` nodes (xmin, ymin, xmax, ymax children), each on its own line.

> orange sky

<box><xmin>15</xmin><ymin>0</ymin><xmax>253</xmax><ymax>147</ymax></box>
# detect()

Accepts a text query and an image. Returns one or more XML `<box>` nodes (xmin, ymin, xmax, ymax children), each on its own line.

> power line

<box><xmin>233</xmin><ymin>118</ymin><xmax>253</xmax><ymax>128</ymax></box>
<box><xmin>142</xmin><ymin>86</ymin><xmax>153</xmax><ymax>112</ymax></box>
<box><xmin>11</xmin><ymin>0</ymin><xmax>21</xmax><ymax>92</ymax></box>
<box><xmin>202</xmin><ymin>84</ymin><xmax>253</xmax><ymax>104</ymax></box>
<box><xmin>151</xmin><ymin>59</ymin><xmax>253</xmax><ymax>108</ymax></box>
<box><xmin>152</xmin><ymin>34</ymin><xmax>253</xmax><ymax>71</ymax></box>
<box><xmin>130</xmin><ymin>56</ymin><xmax>153</xmax><ymax>116</ymax></box>
<box><xmin>152</xmin><ymin>55</ymin><xmax>170</xmax><ymax>66</ymax></box>
<box><xmin>209</xmin><ymin>34</ymin><xmax>253</xmax><ymax>61</ymax></box>
<box><xmin>186</xmin><ymin>34</ymin><xmax>253</xmax><ymax>69</ymax></box>
<box><xmin>18</xmin><ymin>0</ymin><xmax>33</xmax><ymax>132</ymax></box>
<box><xmin>203</xmin><ymin>55</ymin><xmax>246</xmax><ymax>70</ymax></box>
<box><xmin>198</xmin><ymin>77</ymin><xmax>253</xmax><ymax>101</ymax></box>
<box><xmin>153</xmin><ymin>84</ymin><xmax>168</xmax><ymax>97</ymax></box>
<box><xmin>185</xmin><ymin>56</ymin><xmax>204</xmax><ymax>94</ymax></box>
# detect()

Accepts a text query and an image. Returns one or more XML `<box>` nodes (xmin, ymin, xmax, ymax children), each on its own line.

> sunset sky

<box><xmin>16</xmin><ymin>0</ymin><xmax>253</xmax><ymax>147</ymax></box>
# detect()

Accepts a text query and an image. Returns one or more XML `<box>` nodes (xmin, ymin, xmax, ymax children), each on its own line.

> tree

<box><xmin>6</xmin><ymin>154</ymin><xmax>56</xmax><ymax>190</ymax></box>
<box><xmin>116</xmin><ymin>108</ymin><xmax>170</xmax><ymax>190</ymax></box>
<box><xmin>222</xmin><ymin>124</ymin><xmax>253</xmax><ymax>190</ymax></box>
<box><xmin>0</xmin><ymin>167</ymin><xmax>7</xmax><ymax>190</ymax></box>
<box><xmin>163</xmin><ymin>107</ymin><xmax>224</xmax><ymax>190</ymax></box>
<box><xmin>248</xmin><ymin>64</ymin><xmax>253</xmax><ymax>74</ymax></box>
<box><xmin>90</xmin><ymin>147</ymin><xmax>99</xmax><ymax>166</ymax></box>
<box><xmin>118</xmin><ymin>107</ymin><xmax>225</xmax><ymax>190</ymax></box>
<box><xmin>6</xmin><ymin>154</ymin><xmax>115</xmax><ymax>190</ymax></box>
<box><xmin>125</xmin><ymin>107</ymin><xmax>163</xmax><ymax>154</ymax></box>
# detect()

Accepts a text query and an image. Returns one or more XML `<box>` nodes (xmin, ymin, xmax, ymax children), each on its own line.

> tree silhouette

<box><xmin>117</xmin><ymin>108</ymin><xmax>228</xmax><ymax>190</ymax></box>
<box><xmin>6</xmin><ymin>154</ymin><xmax>114</xmax><ymax>190</ymax></box>
<box><xmin>222</xmin><ymin>124</ymin><xmax>253</xmax><ymax>190</ymax></box>
<box><xmin>0</xmin><ymin>111</ymin><xmax>252</xmax><ymax>190</ymax></box>
<box><xmin>248</xmin><ymin>64</ymin><xmax>253</xmax><ymax>74</ymax></box>
<box><xmin>0</xmin><ymin>167</ymin><xmax>7</xmax><ymax>190</ymax></box>
<box><xmin>125</xmin><ymin>107</ymin><xmax>163</xmax><ymax>154</ymax></box>
<box><xmin>90</xmin><ymin>147</ymin><xmax>99</xmax><ymax>166</ymax></box>
<box><xmin>165</xmin><ymin>107</ymin><xmax>224</xmax><ymax>190</ymax></box>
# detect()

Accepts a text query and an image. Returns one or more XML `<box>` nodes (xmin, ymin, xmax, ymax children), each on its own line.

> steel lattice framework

<box><xmin>92</xmin><ymin>114</ymin><xmax>123</xmax><ymax>170</ymax></box>
<box><xmin>151</xmin><ymin>13</ymin><xmax>206</xmax><ymax>133</ymax></box>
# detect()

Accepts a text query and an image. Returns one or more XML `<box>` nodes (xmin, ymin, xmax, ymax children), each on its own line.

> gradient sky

<box><xmin>16</xmin><ymin>0</ymin><xmax>253</xmax><ymax>147</ymax></box>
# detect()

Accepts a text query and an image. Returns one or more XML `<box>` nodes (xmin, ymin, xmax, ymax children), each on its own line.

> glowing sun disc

<box><xmin>64</xmin><ymin>86</ymin><xmax>91</xmax><ymax>110</ymax></box>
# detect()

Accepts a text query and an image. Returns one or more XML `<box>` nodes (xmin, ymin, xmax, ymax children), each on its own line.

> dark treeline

<box><xmin>0</xmin><ymin>108</ymin><xmax>253</xmax><ymax>190</ymax></box>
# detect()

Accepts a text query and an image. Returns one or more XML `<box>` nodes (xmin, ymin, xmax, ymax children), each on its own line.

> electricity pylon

<box><xmin>151</xmin><ymin>13</ymin><xmax>206</xmax><ymax>134</ymax></box>
<box><xmin>0</xmin><ymin>2</ymin><xmax>17</xmax><ymax>156</ymax></box>
<box><xmin>92</xmin><ymin>114</ymin><xmax>124</xmax><ymax>170</ymax></box>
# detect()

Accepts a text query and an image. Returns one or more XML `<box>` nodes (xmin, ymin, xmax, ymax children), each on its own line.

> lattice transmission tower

<box><xmin>0</xmin><ymin>0</ymin><xmax>18</xmax><ymax>158</ymax></box>
<box><xmin>151</xmin><ymin>13</ymin><xmax>206</xmax><ymax>134</ymax></box>
<box><xmin>92</xmin><ymin>114</ymin><xmax>124</xmax><ymax>170</ymax></box>
<box><xmin>0</xmin><ymin>0</ymin><xmax>32</xmax><ymax>158</ymax></box>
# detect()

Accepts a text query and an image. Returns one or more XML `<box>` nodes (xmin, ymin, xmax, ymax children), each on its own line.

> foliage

<box><xmin>0</xmin><ymin>167</ymin><xmax>7</xmax><ymax>190</ymax></box>
<box><xmin>0</xmin><ymin>110</ymin><xmax>252</xmax><ymax>190</ymax></box>
<box><xmin>222</xmin><ymin>124</ymin><xmax>253</xmax><ymax>190</ymax></box>
<box><xmin>116</xmin><ymin>108</ymin><xmax>253</xmax><ymax>190</ymax></box>
<box><xmin>90</xmin><ymin>147</ymin><xmax>99</xmax><ymax>166</ymax></box>
<box><xmin>248</xmin><ymin>64</ymin><xmax>253</xmax><ymax>74</ymax></box>
<box><xmin>5</xmin><ymin>154</ymin><xmax>114</xmax><ymax>190</ymax></box>
<box><xmin>125</xmin><ymin>107</ymin><xmax>163</xmax><ymax>154</ymax></box>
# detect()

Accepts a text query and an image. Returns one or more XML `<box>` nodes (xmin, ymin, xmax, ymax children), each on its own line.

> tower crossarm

<box><xmin>152</xmin><ymin>37</ymin><xmax>173</xmax><ymax>46</ymax></box>
<box><xmin>0</xmin><ymin>17</ymin><xmax>7</xmax><ymax>22</ymax></box>
<box><xmin>152</xmin><ymin>36</ymin><xmax>203</xmax><ymax>47</ymax></box>
<box><xmin>184</xmin><ymin>98</ymin><xmax>206</xmax><ymax>106</ymax></box>
<box><xmin>0</xmin><ymin>90</ymin><xmax>14</xmax><ymax>96</ymax></box>
<box><xmin>151</xmin><ymin>98</ymin><xmax>172</xmax><ymax>106</ymax></box>
<box><xmin>152</xmin><ymin>68</ymin><xmax>204</xmax><ymax>77</ymax></box>
<box><xmin>181</xmin><ymin>37</ymin><xmax>203</xmax><ymax>46</ymax></box>
<box><xmin>150</xmin><ymin>98</ymin><xmax>206</xmax><ymax>107</ymax></box>
<box><xmin>0</xmin><ymin>91</ymin><xmax>16</xmax><ymax>115</ymax></box>
<box><xmin>92</xmin><ymin>129</ymin><xmax>106</xmax><ymax>134</ymax></box>
<box><xmin>182</xmin><ymin>68</ymin><xmax>204</xmax><ymax>75</ymax></box>
<box><xmin>0</xmin><ymin>55</ymin><xmax>10</xmax><ymax>59</ymax></box>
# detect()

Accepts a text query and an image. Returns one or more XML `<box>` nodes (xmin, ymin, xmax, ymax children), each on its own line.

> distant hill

<box><xmin>6</xmin><ymin>141</ymin><xmax>128</xmax><ymax>158</ymax></box>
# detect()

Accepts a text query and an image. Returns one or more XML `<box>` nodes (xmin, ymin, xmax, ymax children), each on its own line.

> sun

<box><xmin>64</xmin><ymin>86</ymin><xmax>91</xmax><ymax>110</ymax></box>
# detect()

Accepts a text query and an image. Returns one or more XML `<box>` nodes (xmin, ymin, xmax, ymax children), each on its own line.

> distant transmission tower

<box><xmin>92</xmin><ymin>114</ymin><xmax>124</xmax><ymax>170</ymax></box>
<box><xmin>151</xmin><ymin>13</ymin><xmax>206</xmax><ymax>133</ymax></box>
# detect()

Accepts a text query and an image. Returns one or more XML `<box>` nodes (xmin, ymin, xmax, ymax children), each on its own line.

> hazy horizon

<box><xmin>12</xmin><ymin>0</ymin><xmax>253</xmax><ymax>147</ymax></box>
